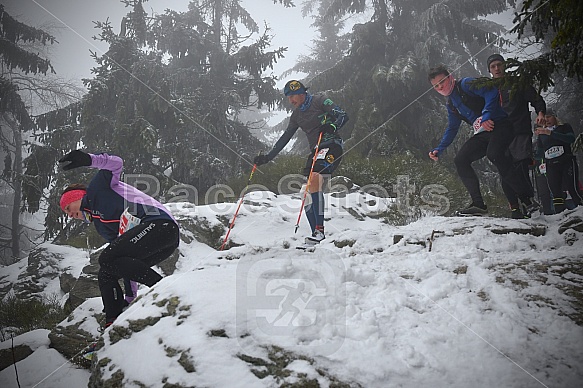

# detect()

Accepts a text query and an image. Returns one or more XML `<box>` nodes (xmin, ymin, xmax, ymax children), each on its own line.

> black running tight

<box><xmin>98</xmin><ymin>220</ymin><xmax>179</xmax><ymax>322</ymax></box>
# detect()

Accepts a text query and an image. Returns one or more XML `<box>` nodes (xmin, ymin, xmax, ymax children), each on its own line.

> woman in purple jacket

<box><xmin>59</xmin><ymin>150</ymin><xmax>179</xmax><ymax>327</ymax></box>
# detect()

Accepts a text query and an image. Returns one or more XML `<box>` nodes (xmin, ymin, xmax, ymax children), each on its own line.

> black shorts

<box><xmin>302</xmin><ymin>143</ymin><xmax>343</xmax><ymax>176</ymax></box>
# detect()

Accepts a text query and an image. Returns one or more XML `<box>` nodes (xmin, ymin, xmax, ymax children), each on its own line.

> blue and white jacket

<box><xmin>433</xmin><ymin>77</ymin><xmax>508</xmax><ymax>155</ymax></box>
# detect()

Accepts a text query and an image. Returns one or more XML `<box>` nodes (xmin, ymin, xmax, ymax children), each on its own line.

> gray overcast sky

<box><xmin>3</xmin><ymin>0</ymin><xmax>314</xmax><ymax>87</ymax></box>
<box><xmin>4</xmin><ymin>1</ymin><xmax>519</xmax><ymax>98</ymax></box>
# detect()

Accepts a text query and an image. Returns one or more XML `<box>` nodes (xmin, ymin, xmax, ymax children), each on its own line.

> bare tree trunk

<box><xmin>11</xmin><ymin>122</ymin><xmax>22</xmax><ymax>260</ymax></box>
<box><xmin>2</xmin><ymin>113</ymin><xmax>22</xmax><ymax>262</ymax></box>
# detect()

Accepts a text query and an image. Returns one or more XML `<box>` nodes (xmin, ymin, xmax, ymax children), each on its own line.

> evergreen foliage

<box><xmin>0</xmin><ymin>293</ymin><xmax>67</xmax><ymax>340</ymax></box>
<box><xmin>282</xmin><ymin>0</ymin><xmax>351</xmax><ymax>79</ymax></box>
<box><xmin>272</xmin><ymin>0</ymin><xmax>523</xmax><ymax>214</ymax></box>
<box><xmin>0</xmin><ymin>6</ymin><xmax>61</xmax><ymax>260</ymax></box>
<box><xmin>23</xmin><ymin>0</ymin><xmax>295</xmax><ymax>238</ymax></box>
<box><xmin>25</xmin><ymin>102</ymin><xmax>86</xmax><ymax>241</ymax></box>
<box><xmin>297</xmin><ymin>0</ymin><xmax>513</xmax><ymax>159</ymax></box>
<box><xmin>0</xmin><ymin>5</ymin><xmax>56</xmax><ymax>76</ymax></box>
<box><xmin>511</xmin><ymin>0</ymin><xmax>583</xmax><ymax>89</ymax></box>
<box><xmin>13</xmin><ymin>0</ymin><xmax>582</xmax><ymax>244</ymax></box>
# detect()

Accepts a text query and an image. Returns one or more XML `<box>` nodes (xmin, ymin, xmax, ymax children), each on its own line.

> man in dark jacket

<box><xmin>487</xmin><ymin>53</ymin><xmax>546</xmax><ymax>218</ymax></box>
<box><xmin>254</xmin><ymin>80</ymin><xmax>348</xmax><ymax>244</ymax></box>
<box><xmin>428</xmin><ymin>65</ymin><xmax>539</xmax><ymax>216</ymax></box>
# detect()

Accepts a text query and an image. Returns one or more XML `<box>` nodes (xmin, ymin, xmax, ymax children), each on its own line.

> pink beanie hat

<box><xmin>60</xmin><ymin>189</ymin><xmax>86</xmax><ymax>211</ymax></box>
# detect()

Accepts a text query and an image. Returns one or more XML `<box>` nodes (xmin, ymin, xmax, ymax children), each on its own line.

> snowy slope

<box><xmin>1</xmin><ymin>190</ymin><xmax>582</xmax><ymax>388</ymax></box>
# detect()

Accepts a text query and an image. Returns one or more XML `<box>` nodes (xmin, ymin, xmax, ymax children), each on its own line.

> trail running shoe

<box><xmin>456</xmin><ymin>203</ymin><xmax>488</xmax><ymax>216</ymax></box>
<box><xmin>305</xmin><ymin>229</ymin><xmax>325</xmax><ymax>244</ymax></box>
<box><xmin>523</xmin><ymin>198</ymin><xmax>541</xmax><ymax>217</ymax></box>
<box><xmin>511</xmin><ymin>208</ymin><xmax>528</xmax><ymax>219</ymax></box>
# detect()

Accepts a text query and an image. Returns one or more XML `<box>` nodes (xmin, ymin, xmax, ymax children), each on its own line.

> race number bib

<box><xmin>119</xmin><ymin>208</ymin><xmax>141</xmax><ymax>235</ymax></box>
<box><xmin>472</xmin><ymin>116</ymin><xmax>485</xmax><ymax>135</ymax></box>
<box><xmin>544</xmin><ymin>146</ymin><xmax>564</xmax><ymax>159</ymax></box>
<box><xmin>316</xmin><ymin>148</ymin><xmax>330</xmax><ymax>160</ymax></box>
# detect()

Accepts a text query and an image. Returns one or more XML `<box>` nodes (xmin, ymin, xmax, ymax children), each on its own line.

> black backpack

<box><xmin>446</xmin><ymin>78</ymin><xmax>485</xmax><ymax>125</ymax></box>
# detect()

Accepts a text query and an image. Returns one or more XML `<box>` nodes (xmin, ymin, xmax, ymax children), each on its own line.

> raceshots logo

<box><xmin>236</xmin><ymin>248</ymin><xmax>346</xmax><ymax>356</ymax></box>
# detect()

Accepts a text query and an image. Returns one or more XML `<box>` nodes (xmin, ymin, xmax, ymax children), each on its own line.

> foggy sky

<box><xmin>3</xmin><ymin>0</ymin><xmax>314</xmax><ymax>87</ymax></box>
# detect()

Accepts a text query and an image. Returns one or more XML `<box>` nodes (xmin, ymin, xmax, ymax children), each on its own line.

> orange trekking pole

<box><xmin>294</xmin><ymin>132</ymin><xmax>323</xmax><ymax>233</ymax></box>
<box><xmin>220</xmin><ymin>164</ymin><xmax>257</xmax><ymax>250</ymax></box>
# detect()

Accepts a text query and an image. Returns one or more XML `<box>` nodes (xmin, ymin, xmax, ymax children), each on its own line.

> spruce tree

<box><xmin>289</xmin><ymin>0</ymin><xmax>513</xmax><ymax>157</ymax></box>
<box><xmin>282</xmin><ymin>0</ymin><xmax>351</xmax><ymax>78</ymax></box>
<box><xmin>25</xmin><ymin>0</ymin><xmax>293</xmax><ymax>239</ymax></box>
<box><xmin>0</xmin><ymin>5</ymin><xmax>57</xmax><ymax>261</ymax></box>
<box><xmin>511</xmin><ymin>0</ymin><xmax>583</xmax><ymax>89</ymax></box>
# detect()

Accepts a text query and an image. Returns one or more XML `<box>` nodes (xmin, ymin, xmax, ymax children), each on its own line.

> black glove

<box><xmin>59</xmin><ymin>150</ymin><xmax>92</xmax><ymax>171</ymax></box>
<box><xmin>320</xmin><ymin>123</ymin><xmax>337</xmax><ymax>134</ymax></box>
<box><xmin>253</xmin><ymin>154</ymin><xmax>270</xmax><ymax>166</ymax></box>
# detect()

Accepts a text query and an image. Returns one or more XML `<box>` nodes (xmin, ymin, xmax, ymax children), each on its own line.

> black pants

<box><xmin>454</xmin><ymin>121</ymin><xmax>528</xmax><ymax>205</ymax></box>
<box><xmin>98</xmin><ymin>219</ymin><xmax>180</xmax><ymax>322</ymax></box>
<box><xmin>535</xmin><ymin>172</ymin><xmax>554</xmax><ymax>215</ymax></box>
<box><xmin>501</xmin><ymin>159</ymin><xmax>534</xmax><ymax>208</ymax></box>
<box><xmin>546</xmin><ymin>156</ymin><xmax>583</xmax><ymax>212</ymax></box>
<box><xmin>501</xmin><ymin>133</ymin><xmax>535</xmax><ymax>208</ymax></box>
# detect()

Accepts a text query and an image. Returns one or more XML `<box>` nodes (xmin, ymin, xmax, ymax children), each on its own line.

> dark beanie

<box><xmin>284</xmin><ymin>80</ymin><xmax>308</xmax><ymax>96</ymax></box>
<box><xmin>487</xmin><ymin>54</ymin><xmax>505</xmax><ymax>69</ymax></box>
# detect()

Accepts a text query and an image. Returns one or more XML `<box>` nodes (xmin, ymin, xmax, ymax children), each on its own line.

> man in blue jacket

<box><xmin>428</xmin><ymin>65</ymin><xmax>539</xmax><ymax>216</ymax></box>
<box><xmin>59</xmin><ymin>150</ymin><xmax>180</xmax><ymax>327</ymax></box>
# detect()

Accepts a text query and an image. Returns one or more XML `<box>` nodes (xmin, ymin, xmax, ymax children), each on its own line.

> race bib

<box><xmin>316</xmin><ymin>148</ymin><xmax>330</xmax><ymax>160</ymax></box>
<box><xmin>538</xmin><ymin>163</ymin><xmax>546</xmax><ymax>174</ymax></box>
<box><xmin>545</xmin><ymin>145</ymin><xmax>564</xmax><ymax>159</ymax></box>
<box><xmin>472</xmin><ymin>116</ymin><xmax>485</xmax><ymax>135</ymax></box>
<box><xmin>119</xmin><ymin>208</ymin><xmax>141</xmax><ymax>235</ymax></box>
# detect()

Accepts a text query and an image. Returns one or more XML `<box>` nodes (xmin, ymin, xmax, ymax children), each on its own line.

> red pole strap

<box><xmin>220</xmin><ymin>164</ymin><xmax>257</xmax><ymax>251</ymax></box>
<box><xmin>294</xmin><ymin>132</ymin><xmax>323</xmax><ymax>233</ymax></box>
